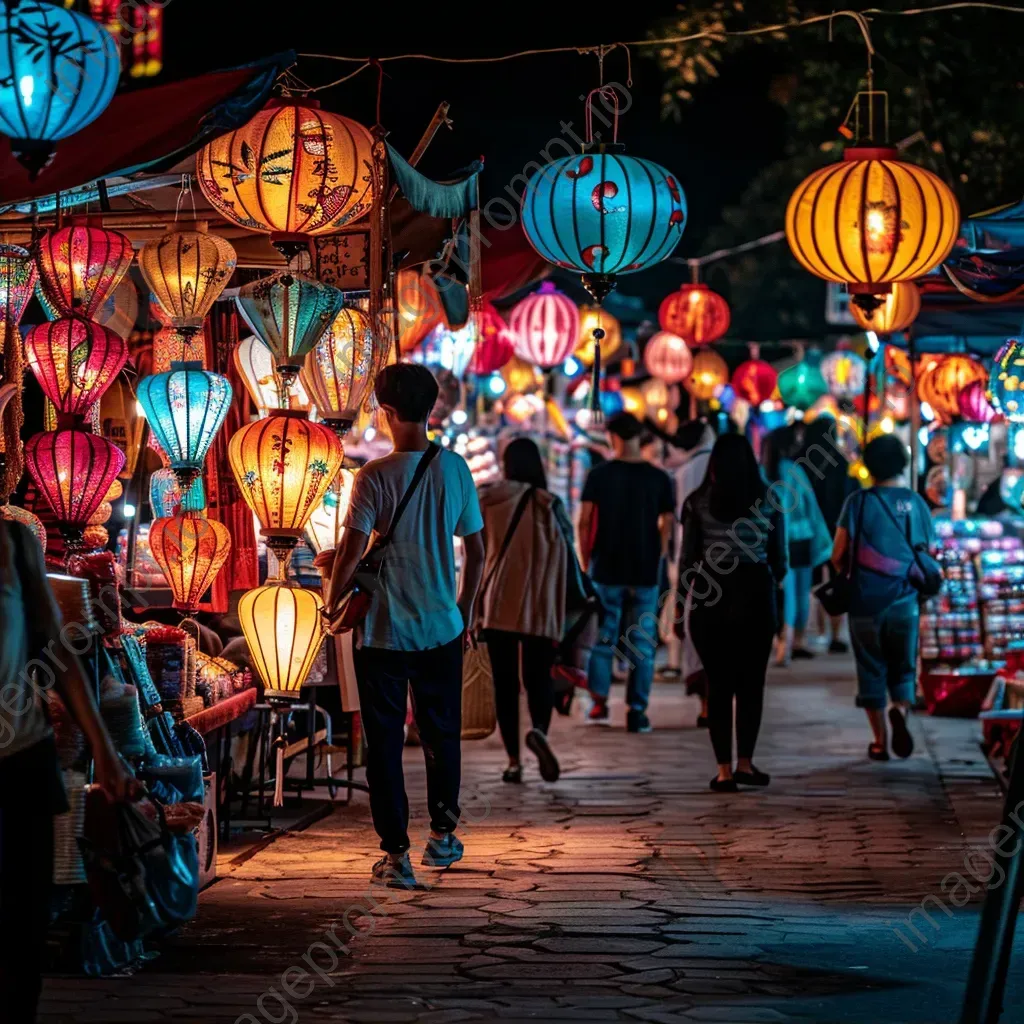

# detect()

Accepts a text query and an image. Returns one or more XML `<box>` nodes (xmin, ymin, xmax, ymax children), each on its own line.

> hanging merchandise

<box><xmin>917</xmin><ymin>354</ymin><xmax>986</xmax><ymax>425</ymax></box>
<box><xmin>850</xmin><ymin>281</ymin><xmax>921</xmax><ymax>333</ymax></box>
<box><xmin>0</xmin><ymin>243</ymin><xmax>37</xmax><ymax>340</ymax></box>
<box><xmin>658</xmin><ymin>283</ymin><xmax>730</xmax><ymax>346</ymax></box>
<box><xmin>820</xmin><ymin>349</ymin><xmax>868</xmax><ymax>401</ymax></box>
<box><xmin>990</xmin><ymin>341</ymin><xmax>1024</xmax><ymax>422</ymax></box>
<box><xmin>235</xmin><ymin>333</ymin><xmax>310</xmax><ymax>414</ymax></box>
<box><xmin>958</xmin><ymin>380</ymin><xmax>997</xmax><ymax>424</ymax></box>
<box><xmin>236</xmin><ymin>272</ymin><xmax>345</xmax><ymax>385</ymax></box>
<box><xmin>509</xmin><ymin>282</ymin><xmax>580</xmax><ymax>369</ymax></box>
<box><xmin>521</xmin><ymin>87</ymin><xmax>685</xmax><ymax>301</ymax></box>
<box><xmin>501</xmin><ymin>356</ymin><xmax>542</xmax><ymax>395</ymax></box>
<box><xmin>36</xmin><ymin>221</ymin><xmax>134</xmax><ymax>318</ymax></box>
<box><xmin>300</xmin><ymin>307</ymin><xmax>376</xmax><ymax>433</ymax></box>
<box><xmin>394</xmin><ymin>269</ymin><xmax>443</xmax><ymax>352</ymax></box>
<box><xmin>149</xmin><ymin>512</ymin><xmax>232</xmax><ymax>612</ymax></box>
<box><xmin>304</xmin><ymin>468</ymin><xmax>357</xmax><ymax>555</ymax></box>
<box><xmin>643</xmin><ymin>331</ymin><xmax>693</xmax><ymax>385</ymax></box>
<box><xmin>149</xmin><ymin>467</ymin><xmax>206</xmax><ymax>518</ymax></box>
<box><xmin>685</xmin><ymin>348</ymin><xmax>728</xmax><ymax>400</ymax></box>
<box><xmin>777</xmin><ymin>350</ymin><xmax>829</xmax><ymax>411</ymax></box>
<box><xmin>468</xmin><ymin>302</ymin><xmax>514</xmax><ymax>376</ymax></box>
<box><xmin>575</xmin><ymin>306</ymin><xmax>622</xmax><ymax>366</ymax></box>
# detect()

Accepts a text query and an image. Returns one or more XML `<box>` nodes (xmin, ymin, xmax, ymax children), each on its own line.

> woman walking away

<box><xmin>682</xmin><ymin>434</ymin><xmax>787</xmax><ymax>792</ymax></box>
<box><xmin>831</xmin><ymin>435</ymin><xmax>935</xmax><ymax>761</ymax></box>
<box><xmin>762</xmin><ymin>426</ymin><xmax>832</xmax><ymax>664</ymax></box>
<box><xmin>478</xmin><ymin>439</ymin><xmax>580</xmax><ymax>783</ymax></box>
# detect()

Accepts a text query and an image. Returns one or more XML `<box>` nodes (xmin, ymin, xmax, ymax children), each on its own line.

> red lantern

<box><xmin>643</xmin><ymin>331</ymin><xmax>693</xmax><ymax>384</ymax></box>
<box><xmin>509</xmin><ymin>282</ymin><xmax>580</xmax><ymax>369</ymax></box>
<box><xmin>149</xmin><ymin>512</ymin><xmax>232</xmax><ymax>612</ymax></box>
<box><xmin>23</xmin><ymin>429</ymin><xmax>125</xmax><ymax>534</ymax></box>
<box><xmin>36</xmin><ymin>221</ymin><xmax>133</xmax><ymax>319</ymax></box>
<box><xmin>958</xmin><ymin>379</ymin><xmax>997</xmax><ymax>424</ymax></box>
<box><xmin>731</xmin><ymin>359</ymin><xmax>778</xmax><ymax>405</ymax></box>
<box><xmin>469</xmin><ymin>302</ymin><xmax>514</xmax><ymax>375</ymax></box>
<box><xmin>658</xmin><ymin>283</ymin><xmax>730</xmax><ymax>346</ymax></box>
<box><xmin>25</xmin><ymin>318</ymin><xmax>128</xmax><ymax>415</ymax></box>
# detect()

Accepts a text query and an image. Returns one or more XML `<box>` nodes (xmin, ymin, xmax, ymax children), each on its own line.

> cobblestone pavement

<box><xmin>40</xmin><ymin>655</ymin><xmax>1024</xmax><ymax>1023</ymax></box>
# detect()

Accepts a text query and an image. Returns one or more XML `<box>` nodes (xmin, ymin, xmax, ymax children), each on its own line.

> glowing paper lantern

<box><xmin>197</xmin><ymin>99</ymin><xmax>375</xmax><ymax>245</ymax></box>
<box><xmin>153</xmin><ymin>325</ymin><xmax>206</xmax><ymax>373</ymax></box>
<box><xmin>139</xmin><ymin>230</ymin><xmax>237</xmax><ymax>329</ymax></box>
<box><xmin>501</xmin><ymin>356</ymin><xmax>542</xmax><ymax>395</ymax></box>
<box><xmin>239</xmin><ymin>582</ymin><xmax>325</xmax><ymax>698</ymax></box>
<box><xmin>25</xmin><ymin>318</ymin><xmax>128</xmax><ymax>415</ymax></box>
<box><xmin>149</xmin><ymin>512</ymin><xmax>232</xmax><ymax>611</ymax></box>
<box><xmin>99</xmin><ymin>375</ymin><xmax>146</xmax><ymax>480</ymax></box>
<box><xmin>658</xmin><ymin>283</ymin><xmax>730</xmax><ymax>346</ymax></box>
<box><xmin>917</xmin><ymin>354</ymin><xmax>986</xmax><ymax>425</ymax></box>
<box><xmin>509</xmin><ymin>282</ymin><xmax>580</xmax><ymax>369</ymax></box>
<box><xmin>136</xmin><ymin>362</ymin><xmax>233</xmax><ymax>485</ymax></box>
<box><xmin>504</xmin><ymin>393</ymin><xmax>540</xmax><ymax>424</ymax></box>
<box><xmin>575</xmin><ymin>306</ymin><xmax>622</xmax><ymax>366</ymax></box>
<box><xmin>885</xmin><ymin>345</ymin><xmax>913</xmax><ymax>388</ymax></box>
<box><xmin>685</xmin><ymin>348</ymin><xmax>728</xmax><ymax>400</ymax></box>
<box><xmin>0</xmin><ymin>1</ymin><xmax>120</xmax><ymax>171</ymax></box>
<box><xmin>468</xmin><ymin>302</ymin><xmax>514</xmax><ymax>375</ymax></box>
<box><xmin>786</xmin><ymin>147</ymin><xmax>958</xmax><ymax>309</ymax></box>
<box><xmin>228</xmin><ymin>409</ymin><xmax>344</xmax><ymax>562</ymax></box>
<box><xmin>234</xmin><ymin>333</ymin><xmax>310</xmax><ymax>414</ymax></box>
<box><xmin>643</xmin><ymin>331</ymin><xmax>692</xmax><ymax>385</ymax></box>
<box><xmin>87</xmin><ymin>501</ymin><xmax>112</xmax><ymax>526</ymax></box>
<box><xmin>620</xmin><ymin>386</ymin><xmax>646</xmax><ymax>418</ymax></box>
<box><xmin>415</xmin><ymin>321</ymin><xmax>477</xmax><ymax>380</ymax></box>
<box><xmin>850</xmin><ymin>281</ymin><xmax>921</xmax><ymax>333</ymax></box>
<box><xmin>149</xmin><ymin>467</ymin><xmax>206</xmax><ymax>518</ymax></box>
<box><xmin>958</xmin><ymin>380</ymin><xmax>996</xmax><ymax>424</ymax></box>
<box><xmin>991</xmin><ymin>341</ymin><xmax>1024</xmax><ymax>422</ymax></box>
<box><xmin>300</xmin><ymin>307</ymin><xmax>375</xmax><ymax>432</ymax></box>
<box><xmin>0</xmin><ymin>502</ymin><xmax>45</xmax><ymax>551</ymax></box>
<box><xmin>304</xmin><ymin>468</ymin><xmax>356</xmax><ymax>555</ymax></box>
<box><xmin>0</xmin><ymin>243</ymin><xmax>37</xmax><ymax>341</ymax></box>
<box><xmin>36</xmin><ymin>222</ymin><xmax>133</xmax><ymax>318</ymax></box>
<box><xmin>236</xmin><ymin>272</ymin><xmax>345</xmax><ymax>384</ymax></box>
<box><xmin>778</xmin><ymin>351</ymin><xmax>829</xmax><ymax>411</ymax></box>
<box><xmin>820</xmin><ymin>349</ymin><xmax>868</xmax><ymax>401</ymax></box>
<box><xmin>640</xmin><ymin>377</ymin><xmax>670</xmax><ymax>412</ymax></box>
<box><xmin>23</xmin><ymin>429</ymin><xmax>125</xmax><ymax>536</ymax></box>
<box><xmin>394</xmin><ymin>269</ymin><xmax>443</xmax><ymax>351</ymax></box>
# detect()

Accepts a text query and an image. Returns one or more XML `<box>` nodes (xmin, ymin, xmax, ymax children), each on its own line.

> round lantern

<box><xmin>501</xmin><ymin>356</ymin><xmax>542</xmax><ymax>395</ymax></box>
<box><xmin>658</xmin><ymin>283</ymin><xmax>730</xmax><ymax>346</ymax></box>
<box><xmin>149</xmin><ymin>467</ymin><xmax>206</xmax><ymax>518</ymax></box>
<box><xmin>850</xmin><ymin>281</ymin><xmax>921</xmax><ymax>333</ymax></box>
<box><xmin>416</xmin><ymin>321</ymin><xmax>477</xmax><ymax>380</ymax></box>
<box><xmin>239</xmin><ymin>582</ymin><xmax>325</xmax><ymax>698</ymax></box>
<box><xmin>504</xmin><ymin>393</ymin><xmax>541</xmax><ymax>424</ymax></box>
<box><xmin>197</xmin><ymin>99</ymin><xmax>374</xmax><ymax>246</ymax></box>
<box><xmin>394</xmin><ymin>269</ymin><xmax>443</xmax><ymax>351</ymax></box>
<box><xmin>36</xmin><ymin>222</ymin><xmax>133</xmax><ymax>319</ymax></box>
<box><xmin>917</xmin><ymin>354</ymin><xmax>986</xmax><ymax>425</ymax></box>
<box><xmin>575</xmin><ymin>306</ymin><xmax>622</xmax><ymax>366</ymax></box>
<box><xmin>87</xmin><ymin>501</ymin><xmax>112</xmax><ymax>526</ymax></box>
<box><xmin>620</xmin><ymin>386</ymin><xmax>646</xmax><ymax>418</ymax></box>
<box><xmin>990</xmin><ymin>341</ymin><xmax>1024</xmax><ymax>422</ymax></box>
<box><xmin>778</xmin><ymin>351</ymin><xmax>830</xmax><ymax>411</ymax></box>
<box><xmin>0</xmin><ymin>1</ymin><xmax>120</xmax><ymax>171</ymax></box>
<box><xmin>731</xmin><ymin>358</ymin><xmax>778</xmax><ymax>405</ymax></box>
<box><xmin>643</xmin><ymin>331</ymin><xmax>693</xmax><ymax>385</ymax></box>
<box><xmin>104</xmin><ymin>479</ymin><xmax>123</xmax><ymax>502</ymax></box>
<box><xmin>786</xmin><ymin>147</ymin><xmax>959</xmax><ymax>309</ymax></box>
<box><xmin>235</xmin><ymin>333</ymin><xmax>310</xmax><ymax>414</ymax></box>
<box><xmin>236</xmin><ymin>272</ymin><xmax>345</xmax><ymax>384</ymax></box>
<box><xmin>25</xmin><ymin>318</ymin><xmax>128</xmax><ymax>415</ymax></box>
<box><xmin>0</xmin><ymin>502</ymin><xmax>45</xmax><ymax>552</ymax></box>
<box><xmin>0</xmin><ymin>243</ymin><xmax>37</xmax><ymax>335</ymax></box>
<box><xmin>23</xmin><ymin>429</ymin><xmax>125</xmax><ymax>538</ymax></box>
<box><xmin>149</xmin><ymin>512</ymin><xmax>232</xmax><ymax>612</ymax></box>
<box><xmin>136</xmin><ymin>362</ymin><xmax>233</xmax><ymax>486</ymax></box>
<box><xmin>468</xmin><ymin>302</ymin><xmax>514</xmax><ymax>376</ymax></box>
<box><xmin>300</xmin><ymin>307</ymin><xmax>376</xmax><ymax>433</ymax></box>
<box><xmin>509</xmin><ymin>282</ymin><xmax>580</xmax><ymax>369</ymax></box>
<box><xmin>139</xmin><ymin>230</ymin><xmax>237</xmax><ymax>330</ymax></box>
<box><xmin>958</xmin><ymin>379</ymin><xmax>996</xmax><ymax>424</ymax></box>
<box><xmin>685</xmin><ymin>348</ymin><xmax>728</xmax><ymax>400</ymax></box>
<box><xmin>640</xmin><ymin>377</ymin><xmax>670</xmax><ymax>412</ymax></box>
<box><xmin>228</xmin><ymin>409</ymin><xmax>344</xmax><ymax>563</ymax></box>
<box><xmin>820</xmin><ymin>349</ymin><xmax>868</xmax><ymax>401</ymax></box>
<box><xmin>304</xmin><ymin>468</ymin><xmax>357</xmax><ymax>555</ymax></box>
<box><xmin>154</xmin><ymin>325</ymin><xmax>206</xmax><ymax>373</ymax></box>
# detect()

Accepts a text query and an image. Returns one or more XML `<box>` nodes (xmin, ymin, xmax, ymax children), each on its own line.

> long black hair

<box><xmin>706</xmin><ymin>433</ymin><xmax>766</xmax><ymax>522</ymax></box>
<box><xmin>761</xmin><ymin>425</ymin><xmax>797</xmax><ymax>483</ymax></box>
<box><xmin>503</xmin><ymin>437</ymin><xmax>548</xmax><ymax>490</ymax></box>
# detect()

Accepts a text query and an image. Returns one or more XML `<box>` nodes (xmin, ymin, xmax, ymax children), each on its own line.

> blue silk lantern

<box><xmin>521</xmin><ymin>88</ymin><xmax>686</xmax><ymax>302</ymax></box>
<box><xmin>149</xmin><ymin>467</ymin><xmax>206</xmax><ymax>518</ymax></box>
<box><xmin>0</xmin><ymin>1</ymin><xmax>120</xmax><ymax>174</ymax></box>
<box><xmin>137</xmin><ymin>361</ymin><xmax>232</xmax><ymax>487</ymax></box>
<box><xmin>778</xmin><ymin>350</ymin><xmax>829</xmax><ymax>411</ymax></box>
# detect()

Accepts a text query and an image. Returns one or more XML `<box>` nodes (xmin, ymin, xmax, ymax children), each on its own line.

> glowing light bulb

<box><xmin>920</xmin><ymin>401</ymin><xmax>935</xmax><ymax>422</ymax></box>
<box><xmin>867</xmin><ymin>209</ymin><xmax>886</xmax><ymax>238</ymax></box>
<box><xmin>123</xmin><ymin>502</ymin><xmax>136</xmax><ymax>518</ymax></box>
<box><xmin>564</xmin><ymin>356</ymin><xmax>581</xmax><ymax>376</ymax></box>
<box><xmin>918</xmin><ymin>426</ymin><xmax>930</xmax><ymax>447</ymax></box>
<box><xmin>451</xmin><ymin>409</ymin><xmax>468</xmax><ymax>426</ymax></box>
<box><xmin>19</xmin><ymin>75</ymin><xmax>34</xmax><ymax>107</ymax></box>
<box><xmin>487</xmin><ymin>375</ymin><xmax>507</xmax><ymax>397</ymax></box>
<box><xmin>363</xmin><ymin>426</ymin><xmax>376</xmax><ymax>442</ymax></box>
<box><xmin>880</xmin><ymin>416</ymin><xmax>895</xmax><ymax>433</ymax></box>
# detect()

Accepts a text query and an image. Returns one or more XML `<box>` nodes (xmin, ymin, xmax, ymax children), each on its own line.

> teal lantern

<box><xmin>520</xmin><ymin>88</ymin><xmax>686</xmax><ymax>302</ymax></box>
<box><xmin>0</xmin><ymin>1</ymin><xmax>120</xmax><ymax>174</ymax></box>
<box><xmin>137</xmin><ymin>361</ymin><xmax>232</xmax><ymax>488</ymax></box>
<box><xmin>778</xmin><ymin>350</ymin><xmax>829</xmax><ymax>411</ymax></box>
<box><xmin>990</xmin><ymin>339</ymin><xmax>1024</xmax><ymax>422</ymax></box>
<box><xmin>236</xmin><ymin>272</ymin><xmax>345</xmax><ymax>387</ymax></box>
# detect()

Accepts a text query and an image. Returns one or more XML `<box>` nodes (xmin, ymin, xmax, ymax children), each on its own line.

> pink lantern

<box><xmin>643</xmin><ymin>331</ymin><xmax>693</xmax><ymax>385</ymax></box>
<box><xmin>469</xmin><ymin>302</ymin><xmax>515</xmax><ymax>375</ymax></box>
<box><xmin>509</xmin><ymin>282</ymin><xmax>580</xmax><ymax>369</ymax></box>
<box><xmin>958</xmin><ymin>379</ymin><xmax>997</xmax><ymax>423</ymax></box>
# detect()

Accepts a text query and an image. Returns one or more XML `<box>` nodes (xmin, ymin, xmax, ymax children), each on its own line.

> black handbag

<box><xmin>813</xmin><ymin>489</ymin><xmax>867</xmax><ymax>617</ymax></box>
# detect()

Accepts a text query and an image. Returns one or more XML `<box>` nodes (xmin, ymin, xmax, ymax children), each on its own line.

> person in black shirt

<box><xmin>578</xmin><ymin>414</ymin><xmax>675</xmax><ymax>733</ymax></box>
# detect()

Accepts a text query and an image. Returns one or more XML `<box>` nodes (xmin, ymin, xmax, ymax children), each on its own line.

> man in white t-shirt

<box><xmin>324</xmin><ymin>363</ymin><xmax>485</xmax><ymax>888</ymax></box>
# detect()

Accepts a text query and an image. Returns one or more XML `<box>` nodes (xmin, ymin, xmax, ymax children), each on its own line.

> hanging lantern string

<box><xmin>174</xmin><ymin>173</ymin><xmax>196</xmax><ymax>225</ymax></box>
<box><xmin>584</xmin><ymin>87</ymin><xmax>621</xmax><ymax>145</ymax></box>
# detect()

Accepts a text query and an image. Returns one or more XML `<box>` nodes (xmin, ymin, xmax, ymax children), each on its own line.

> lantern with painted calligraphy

<box><xmin>300</xmin><ymin>307</ymin><xmax>375</xmax><ymax>433</ymax></box>
<box><xmin>958</xmin><ymin>379</ymin><xmax>997</xmax><ymax>424</ymax></box>
<box><xmin>468</xmin><ymin>302</ymin><xmax>514</xmax><ymax>376</ymax></box>
<box><xmin>850</xmin><ymin>281</ymin><xmax>921</xmax><ymax>333</ymax></box>
<box><xmin>685</xmin><ymin>348</ymin><xmax>728</xmax><ymax>400</ymax></box>
<box><xmin>304</xmin><ymin>468</ymin><xmax>357</xmax><ymax>555</ymax></box>
<box><xmin>917</xmin><ymin>355</ymin><xmax>986</xmax><ymax>425</ymax></box>
<box><xmin>394</xmin><ymin>269</ymin><xmax>443</xmax><ymax>351</ymax></box>
<box><xmin>575</xmin><ymin>306</ymin><xmax>622</xmax><ymax>366</ymax></box>
<box><xmin>658</xmin><ymin>283</ymin><xmax>730</xmax><ymax>346</ymax></box>
<box><xmin>36</xmin><ymin>222</ymin><xmax>133</xmax><ymax>318</ymax></box>
<box><xmin>731</xmin><ymin>358</ymin><xmax>777</xmax><ymax>407</ymax></box>
<box><xmin>149</xmin><ymin>512</ymin><xmax>232</xmax><ymax>612</ymax></box>
<box><xmin>643</xmin><ymin>331</ymin><xmax>692</xmax><ymax>385</ymax></box>
<box><xmin>991</xmin><ymin>341</ymin><xmax>1024</xmax><ymax>422</ymax></box>
<box><xmin>820</xmin><ymin>349</ymin><xmax>868</xmax><ymax>401</ymax></box>
<box><xmin>509</xmin><ymin>282</ymin><xmax>580</xmax><ymax>369</ymax></box>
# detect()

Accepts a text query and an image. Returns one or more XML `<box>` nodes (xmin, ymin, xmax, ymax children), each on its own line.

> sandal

<box><xmin>502</xmin><ymin>765</ymin><xmax>523</xmax><ymax>784</ymax></box>
<box><xmin>888</xmin><ymin>707</ymin><xmax>914</xmax><ymax>759</ymax></box>
<box><xmin>868</xmin><ymin>743</ymin><xmax>890</xmax><ymax>762</ymax></box>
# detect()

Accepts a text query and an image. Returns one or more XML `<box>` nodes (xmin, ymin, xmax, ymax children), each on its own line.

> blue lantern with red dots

<box><xmin>521</xmin><ymin>88</ymin><xmax>686</xmax><ymax>302</ymax></box>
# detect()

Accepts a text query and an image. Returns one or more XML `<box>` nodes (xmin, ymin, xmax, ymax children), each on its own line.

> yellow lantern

<box><xmin>575</xmin><ymin>306</ymin><xmax>622</xmax><ymax>366</ymax></box>
<box><xmin>502</xmin><ymin>356</ymin><xmax>542</xmax><ymax>394</ymax></box>
<box><xmin>304</xmin><ymin>468</ymin><xmax>357</xmax><ymax>555</ymax></box>
<box><xmin>850</xmin><ymin>281</ymin><xmax>921</xmax><ymax>333</ymax></box>
<box><xmin>640</xmin><ymin>377</ymin><xmax>670</xmax><ymax>412</ymax></box>
<box><xmin>685</xmin><ymin>348</ymin><xmax>728</xmax><ymax>400</ymax></box>
<box><xmin>917</xmin><ymin>354</ymin><xmax>986</xmax><ymax>425</ymax></box>
<box><xmin>139</xmin><ymin>230</ymin><xmax>237</xmax><ymax>330</ymax></box>
<box><xmin>786</xmin><ymin>147</ymin><xmax>958</xmax><ymax>309</ymax></box>
<box><xmin>234</xmin><ymin>334</ymin><xmax>309</xmax><ymax>414</ymax></box>
<box><xmin>239</xmin><ymin>582</ymin><xmax>325</xmax><ymax>699</ymax></box>
<box><xmin>620</xmin><ymin>386</ymin><xmax>646</xmax><ymax>418</ymax></box>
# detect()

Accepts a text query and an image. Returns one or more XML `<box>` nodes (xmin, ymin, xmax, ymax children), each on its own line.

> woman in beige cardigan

<box><xmin>478</xmin><ymin>439</ymin><xmax>579</xmax><ymax>784</ymax></box>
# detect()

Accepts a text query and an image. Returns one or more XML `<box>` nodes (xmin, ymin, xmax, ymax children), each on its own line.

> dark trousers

<box><xmin>485</xmin><ymin>630</ymin><xmax>556</xmax><ymax>762</ymax></box>
<box><xmin>690</xmin><ymin>564</ymin><xmax>776</xmax><ymax>765</ymax></box>
<box><xmin>354</xmin><ymin>637</ymin><xmax>464</xmax><ymax>855</ymax></box>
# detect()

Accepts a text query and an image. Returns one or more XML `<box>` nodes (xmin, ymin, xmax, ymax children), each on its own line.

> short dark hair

<box><xmin>374</xmin><ymin>363</ymin><xmax>439</xmax><ymax>423</ymax></box>
<box><xmin>606</xmin><ymin>412</ymin><xmax>644</xmax><ymax>442</ymax></box>
<box><xmin>674</xmin><ymin>419</ymin><xmax>711</xmax><ymax>452</ymax></box>
<box><xmin>863</xmin><ymin>434</ymin><xmax>908</xmax><ymax>482</ymax></box>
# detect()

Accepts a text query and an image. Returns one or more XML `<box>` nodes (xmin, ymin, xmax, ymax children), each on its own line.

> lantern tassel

<box><xmin>273</xmin><ymin>723</ymin><xmax>286</xmax><ymax>808</ymax></box>
<box><xmin>589</xmin><ymin>329</ymin><xmax>604</xmax><ymax>422</ymax></box>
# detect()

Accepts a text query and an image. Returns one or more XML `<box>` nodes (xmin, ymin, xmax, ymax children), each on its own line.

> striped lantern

<box><xmin>36</xmin><ymin>221</ymin><xmax>133</xmax><ymax>318</ymax></box>
<box><xmin>300</xmin><ymin>307</ymin><xmax>376</xmax><ymax>432</ymax></box>
<box><xmin>509</xmin><ymin>282</ymin><xmax>580</xmax><ymax>369</ymax></box>
<box><xmin>850</xmin><ymin>281</ymin><xmax>921</xmax><ymax>334</ymax></box>
<box><xmin>658</xmin><ymin>284</ymin><xmax>730</xmax><ymax>346</ymax></box>
<box><xmin>394</xmin><ymin>269</ymin><xmax>443</xmax><ymax>352</ymax></box>
<box><xmin>990</xmin><ymin>341</ymin><xmax>1024</xmax><ymax>422</ymax></box>
<box><xmin>643</xmin><ymin>331</ymin><xmax>693</xmax><ymax>385</ymax></box>
<box><xmin>149</xmin><ymin>512</ymin><xmax>232</xmax><ymax>612</ymax></box>
<box><xmin>917</xmin><ymin>354</ymin><xmax>987</xmax><ymax>425</ymax></box>
<box><xmin>468</xmin><ymin>302</ymin><xmax>515</xmax><ymax>376</ymax></box>
<box><xmin>820</xmin><ymin>349</ymin><xmax>868</xmax><ymax>401</ymax></box>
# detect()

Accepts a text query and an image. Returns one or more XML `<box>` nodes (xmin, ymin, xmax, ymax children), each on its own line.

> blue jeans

<box><xmin>849</xmin><ymin>596</ymin><xmax>919</xmax><ymax>710</ymax></box>
<box><xmin>784</xmin><ymin>565</ymin><xmax>813</xmax><ymax>631</ymax></box>
<box><xmin>587</xmin><ymin>583</ymin><xmax>660</xmax><ymax>711</ymax></box>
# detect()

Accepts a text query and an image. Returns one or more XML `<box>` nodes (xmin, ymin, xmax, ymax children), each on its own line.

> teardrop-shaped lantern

<box><xmin>228</xmin><ymin>409</ymin><xmax>343</xmax><ymax>564</ymax></box>
<box><xmin>850</xmin><ymin>281</ymin><xmax>921</xmax><ymax>334</ymax></box>
<box><xmin>0</xmin><ymin>243</ymin><xmax>37</xmax><ymax>341</ymax></box>
<box><xmin>299</xmin><ymin>307</ymin><xmax>376</xmax><ymax>433</ymax></box>
<box><xmin>238</xmin><ymin>582</ymin><xmax>325</xmax><ymax>699</ymax></box>
<box><xmin>236</xmin><ymin>272</ymin><xmax>345</xmax><ymax>385</ymax></box>
<box><xmin>36</xmin><ymin>221</ymin><xmax>133</xmax><ymax>318</ymax></box>
<box><xmin>234</xmin><ymin>334</ymin><xmax>311</xmax><ymax>414</ymax></box>
<box><xmin>509</xmin><ymin>282</ymin><xmax>580</xmax><ymax>369</ymax></box>
<box><xmin>820</xmin><ymin>349</ymin><xmax>868</xmax><ymax>401</ymax></box>
<box><xmin>149</xmin><ymin>511</ymin><xmax>232</xmax><ymax>612</ymax></box>
<box><xmin>684</xmin><ymin>349</ymin><xmax>728</xmax><ymax>400</ymax></box>
<box><xmin>501</xmin><ymin>356</ymin><xmax>543</xmax><ymax>395</ymax></box>
<box><xmin>778</xmin><ymin>351</ymin><xmax>830</xmax><ymax>411</ymax></box>
<box><xmin>575</xmin><ymin>306</ymin><xmax>622</xmax><ymax>366</ymax></box>
<box><xmin>469</xmin><ymin>302</ymin><xmax>515</xmax><ymax>376</ymax></box>
<box><xmin>304</xmin><ymin>468</ymin><xmax>357</xmax><ymax>555</ymax></box>
<box><xmin>149</xmin><ymin>467</ymin><xmax>206</xmax><ymax>518</ymax></box>
<box><xmin>139</xmin><ymin>230</ymin><xmax>237</xmax><ymax>330</ymax></box>
<box><xmin>643</xmin><ymin>331</ymin><xmax>693</xmax><ymax>385</ymax></box>
<box><xmin>37</xmin><ymin>275</ymin><xmax>138</xmax><ymax>340</ymax></box>
<box><xmin>731</xmin><ymin>358</ymin><xmax>778</xmax><ymax>405</ymax></box>
<box><xmin>25</xmin><ymin>318</ymin><xmax>128</xmax><ymax>415</ymax></box>
<box><xmin>658</xmin><ymin>284</ymin><xmax>730</xmax><ymax>346</ymax></box>
<box><xmin>136</xmin><ymin>361</ymin><xmax>233</xmax><ymax>487</ymax></box>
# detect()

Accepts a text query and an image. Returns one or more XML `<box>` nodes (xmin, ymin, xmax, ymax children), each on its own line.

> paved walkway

<box><xmin>40</xmin><ymin>655</ymin><xmax>1023</xmax><ymax>1023</ymax></box>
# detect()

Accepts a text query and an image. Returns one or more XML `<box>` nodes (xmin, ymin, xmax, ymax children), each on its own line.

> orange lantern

<box><xmin>643</xmin><ymin>331</ymin><xmax>693</xmax><ymax>385</ymax></box>
<box><xmin>501</xmin><ymin>356</ymin><xmax>542</xmax><ymax>394</ymax></box>
<box><xmin>575</xmin><ymin>306</ymin><xmax>622</xmax><ymax>366</ymax></box>
<box><xmin>917</xmin><ymin>355</ymin><xmax>987</xmax><ymax>425</ymax></box>
<box><xmin>394</xmin><ymin>270</ymin><xmax>443</xmax><ymax>351</ymax></box>
<box><xmin>685</xmin><ymin>348</ymin><xmax>728</xmax><ymax>400</ymax></box>
<box><xmin>149</xmin><ymin>512</ymin><xmax>232</xmax><ymax>612</ymax></box>
<box><xmin>850</xmin><ymin>281</ymin><xmax>921</xmax><ymax>333</ymax></box>
<box><xmin>658</xmin><ymin>283</ymin><xmax>730</xmax><ymax>346</ymax></box>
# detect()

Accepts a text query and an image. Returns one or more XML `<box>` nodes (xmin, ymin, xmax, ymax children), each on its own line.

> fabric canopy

<box><xmin>957</xmin><ymin>200</ymin><xmax>1024</xmax><ymax>251</ymax></box>
<box><xmin>386</xmin><ymin>144</ymin><xmax>481</xmax><ymax>218</ymax></box>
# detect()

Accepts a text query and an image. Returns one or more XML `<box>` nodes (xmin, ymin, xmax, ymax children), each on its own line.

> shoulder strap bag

<box><xmin>326</xmin><ymin>444</ymin><xmax>441</xmax><ymax>635</ymax></box>
<box><xmin>812</xmin><ymin>488</ymin><xmax>868</xmax><ymax>617</ymax></box>
<box><xmin>868</xmin><ymin>490</ymin><xmax>943</xmax><ymax>598</ymax></box>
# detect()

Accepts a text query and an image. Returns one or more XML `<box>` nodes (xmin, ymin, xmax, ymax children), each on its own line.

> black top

<box><xmin>803</xmin><ymin>449</ymin><xmax>859</xmax><ymax>535</ymax></box>
<box><xmin>582</xmin><ymin>459</ymin><xmax>675</xmax><ymax>587</ymax></box>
